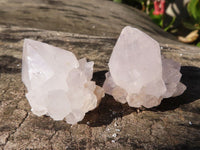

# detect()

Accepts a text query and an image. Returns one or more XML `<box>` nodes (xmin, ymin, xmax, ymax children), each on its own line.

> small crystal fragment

<box><xmin>103</xmin><ymin>26</ymin><xmax>186</xmax><ymax>108</ymax></box>
<box><xmin>112</xmin><ymin>133</ymin><xmax>117</xmax><ymax>137</ymax></box>
<box><xmin>111</xmin><ymin>140</ymin><xmax>116</xmax><ymax>143</ymax></box>
<box><xmin>22</xmin><ymin>39</ymin><xmax>104</xmax><ymax>124</ymax></box>
<box><xmin>115</xmin><ymin>129</ymin><xmax>120</xmax><ymax>132</ymax></box>
<box><xmin>106</xmin><ymin>128</ymin><xmax>110</xmax><ymax>131</ymax></box>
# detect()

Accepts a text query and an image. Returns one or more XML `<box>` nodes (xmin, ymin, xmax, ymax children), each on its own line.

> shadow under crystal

<box><xmin>81</xmin><ymin>66</ymin><xmax>200</xmax><ymax>127</ymax></box>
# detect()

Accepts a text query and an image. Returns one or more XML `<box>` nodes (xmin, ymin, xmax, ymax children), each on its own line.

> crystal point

<box><xmin>103</xmin><ymin>26</ymin><xmax>186</xmax><ymax>108</ymax></box>
<box><xmin>22</xmin><ymin>39</ymin><xmax>104</xmax><ymax>124</ymax></box>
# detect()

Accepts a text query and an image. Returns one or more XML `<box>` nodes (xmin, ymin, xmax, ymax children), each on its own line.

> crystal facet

<box><xmin>22</xmin><ymin>39</ymin><xmax>104</xmax><ymax>124</ymax></box>
<box><xmin>103</xmin><ymin>26</ymin><xmax>186</xmax><ymax>108</ymax></box>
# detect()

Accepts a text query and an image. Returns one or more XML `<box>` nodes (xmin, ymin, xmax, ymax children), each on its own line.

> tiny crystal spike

<box><xmin>22</xmin><ymin>39</ymin><xmax>104</xmax><ymax>124</ymax></box>
<box><xmin>103</xmin><ymin>26</ymin><xmax>186</xmax><ymax>108</ymax></box>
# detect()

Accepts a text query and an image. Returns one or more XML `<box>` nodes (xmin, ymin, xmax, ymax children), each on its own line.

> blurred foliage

<box><xmin>185</xmin><ymin>0</ymin><xmax>200</xmax><ymax>46</ymax></box>
<box><xmin>183</xmin><ymin>0</ymin><xmax>200</xmax><ymax>30</ymax></box>
<box><xmin>113</xmin><ymin>0</ymin><xmax>200</xmax><ymax>46</ymax></box>
<box><xmin>113</xmin><ymin>0</ymin><xmax>173</xmax><ymax>31</ymax></box>
<box><xmin>197</xmin><ymin>42</ymin><xmax>200</xmax><ymax>48</ymax></box>
<box><xmin>149</xmin><ymin>8</ymin><xmax>163</xmax><ymax>27</ymax></box>
<box><xmin>113</xmin><ymin>0</ymin><xmax>122</xmax><ymax>3</ymax></box>
<box><xmin>187</xmin><ymin>0</ymin><xmax>200</xmax><ymax>24</ymax></box>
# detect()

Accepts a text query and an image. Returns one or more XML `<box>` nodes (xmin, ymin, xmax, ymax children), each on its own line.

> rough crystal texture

<box><xmin>103</xmin><ymin>26</ymin><xmax>186</xmax><ymax>108</ymax></box>
<box><xmin>22</xmin><ymin>39</ymin><xmax>104</xmax><ymax>124</ymax></box>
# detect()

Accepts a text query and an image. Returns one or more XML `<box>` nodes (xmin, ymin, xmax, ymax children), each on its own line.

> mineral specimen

<box><xmin>22</xmin><ymin>39</ymin><xmax>104</xmax><ymax>124</ymax></box>
<box><xmin>103</xmin><ymin>26</ymin><xmax>186</xmax><ymax>108</ymax></box>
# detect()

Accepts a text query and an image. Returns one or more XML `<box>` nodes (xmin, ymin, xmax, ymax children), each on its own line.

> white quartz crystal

<box><xmin>22</xmin><ymin>39</ymin><xmax>104</xmax><ymax>124</ymax></box>
<box><xmin>103</xmin><ymin>26</ymin><xmax>186</xmax><ymax>108</ymax></box>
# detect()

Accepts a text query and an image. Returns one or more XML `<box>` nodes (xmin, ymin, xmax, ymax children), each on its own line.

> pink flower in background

<box><xmin>153</xmin><ymin>0</ymin><xmax>165</xmax><ymax>15</ymax></box>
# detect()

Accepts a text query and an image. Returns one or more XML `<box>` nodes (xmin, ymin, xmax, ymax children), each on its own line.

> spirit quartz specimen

<box><xmin>22</xmin><ymin>39</ymin><xmax>104</xmax><ymax>124</ymax></box>
<box><xmin>103</xmin><ymin>26</ymin><xmax>186</xmax><ymax>108</ymax></box>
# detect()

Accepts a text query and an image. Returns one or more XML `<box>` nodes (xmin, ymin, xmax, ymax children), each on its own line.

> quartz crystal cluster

<box><xmin>22</xmin><ymin>39</ymin><xmax>104</xmax><ymax>124</ymax></box>
<box><xmin>103</xmin><ymin>26</ymin><xmax>186</xmax><ymax>108</ymax></box>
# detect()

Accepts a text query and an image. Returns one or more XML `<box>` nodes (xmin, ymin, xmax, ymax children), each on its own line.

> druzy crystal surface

<box><xmin>103</xmin><ymin>26</ymin><xmax>186</xmax><ymax>108</ymax></box>
<box><xmin>22</xmin><ymin>39</ymin><xmax>104</xmax><ymax>124</ymax></box>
